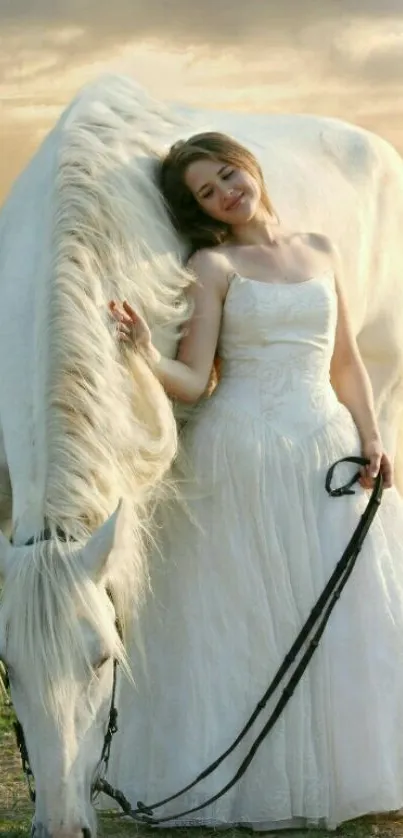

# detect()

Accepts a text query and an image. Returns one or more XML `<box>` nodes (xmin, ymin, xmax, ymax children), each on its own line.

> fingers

<box><xmin>109</xmin><ymin>304</ymin><xmax>133</xmax><ymax>327</ymax></box>
<box><xmin>123</xmin><ymin>300</ymin><xmax>137</xmax><ymax>320</ymax></box>
<box><xmin>359</xmin><ymin>454</ymin><xmax>377</xmax><ymax>489</ymax></box>
<box><xmin>108</xmin><ymin>299</ymin><xmax>152</xmax><ymax>353</ymax></box>
<box><xmin>360</xmin><ymin>454</ymin><xmax>393</xmax><ymax>490</ymax></box>
<box><xmin>109</xmin><ymin>300</ymin><xmax>123</xmax><ymax>320</ymax></box>
<box><xmin>359</xmin><ymin>474</ymin><xmax>373</xmax><ymax>490</ymax></box>
<box><xmin>109</xmin><ymin>299</ymin><xmax>139</xmax><ymax>329</ymax></box>
<box><xmin>360</xmin><ymin>453</ymin><xmax>380</xmax><ymax>487</ymax></box>
<box><xmin>108</xmin><ymin>301</ymin><xmax>133</xmax><ymax>342</ymax></box>
<box><xmin>369</xmin><ymin>452</ymin><xmax>381</xmax><ymax>479</ymax></box>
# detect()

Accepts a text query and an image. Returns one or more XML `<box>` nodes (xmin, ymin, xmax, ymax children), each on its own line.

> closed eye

<box><xmin>199</xmin><ymin>169</ymin><xmax>234</xmax><ymax>200</ymax></box>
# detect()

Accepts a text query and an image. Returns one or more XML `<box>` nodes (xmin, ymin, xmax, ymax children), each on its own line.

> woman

<box><xmin>109</xmin><ymin>133</ymin><xmax>403</xmax><ymax>829</ymax></box>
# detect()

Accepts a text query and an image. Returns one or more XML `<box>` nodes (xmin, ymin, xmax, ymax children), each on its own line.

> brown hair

<box><xmin>159</xmin><ymin>132</ymin><xmax>276</xmax><ymax>255</ymax></box>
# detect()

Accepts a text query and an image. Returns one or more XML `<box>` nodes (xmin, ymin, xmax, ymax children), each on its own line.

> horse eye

<box><xmin>95</xmin><ymin>655</ymin><xmax>110</xmax><ymax>671</ymax></box>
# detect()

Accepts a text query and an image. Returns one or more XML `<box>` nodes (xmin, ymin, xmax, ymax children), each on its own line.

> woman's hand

<box><xmin>109</xmin><ymin>299</ymin><xmax>160</xmax><ymax>365</ymax></box>
<box><xmin>360</xmin><ymin>437</ymin><xmax>393</xmax><ymax>489</ymax></box>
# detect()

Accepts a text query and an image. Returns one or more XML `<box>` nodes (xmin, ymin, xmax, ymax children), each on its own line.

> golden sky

<box><xmin>1</xmin><ymin>0</ymin><xmax>403</xmax><ymax>202</ymax></box>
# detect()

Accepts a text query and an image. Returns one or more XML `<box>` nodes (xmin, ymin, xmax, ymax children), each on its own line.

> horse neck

<box><xmin>0</xmin><ymin>269</ymin><xmax>48</xmax><ymax>544</ymax></box>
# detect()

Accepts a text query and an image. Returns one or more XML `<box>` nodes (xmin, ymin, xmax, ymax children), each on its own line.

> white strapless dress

<box><xmin>108</xmin><ymin>271</ymin><xmax>403</xmax><ymax>829</ymax></box>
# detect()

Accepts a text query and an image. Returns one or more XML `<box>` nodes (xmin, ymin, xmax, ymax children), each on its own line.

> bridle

<box><xmin>1</xmin><ymin>666</ymin><xmax>36</xmax><ymax>803</ymax></box>
<box><xmin>1</xmin><ymin>657</ymin><xmax>120</xmax><ymax>805</ymax></box>
<box><xmin>0</xmin><ymin>456</ymin><xmax>384</xmax><ymax>823</ymax></box>
<box><xmin>92</xmin><ymin>656</ymin><xmax>120</xmax><ymax>799</ymax></box>
<box><xmin>0</xmin><ymin>524</ymin><xmax>121</xmax><ymax>807</ymax></box>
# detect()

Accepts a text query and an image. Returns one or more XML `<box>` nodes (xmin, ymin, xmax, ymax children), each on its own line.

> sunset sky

<box><xmin>1</xmin><ymin>0</ymin><xmax>403</xmax><ymax>202</ymax></box>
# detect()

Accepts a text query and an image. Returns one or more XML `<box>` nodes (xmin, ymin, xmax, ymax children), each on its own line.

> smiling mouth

<box><xmin>226</xmin><ymin>193</ymin><xmax>243</xmax><ymax>210</ymax></box>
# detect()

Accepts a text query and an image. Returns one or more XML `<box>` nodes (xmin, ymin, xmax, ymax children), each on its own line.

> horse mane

<box><xmin>42</xmin><ymin>73</ymin><xmax>192</xmax><ymax>525</ymax></box>
<box><xmin>25</xmin><ymin>74</ymin><xmax>194</xmax><ymax>610</ymax></box>
<box><xmin>0</xmin><ymin>76</ymin><xmax>196</xmax><ymax>701</ymax></box>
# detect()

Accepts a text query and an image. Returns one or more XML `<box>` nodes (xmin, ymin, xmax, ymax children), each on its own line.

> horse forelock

<box><xmin>1</xmin><ymin>540</ymin><xmax>126</xmax><ymax>715</ymax></box>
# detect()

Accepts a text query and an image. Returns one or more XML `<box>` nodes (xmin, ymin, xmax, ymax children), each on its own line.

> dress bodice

<box><xmin>215</xmin><ymin>270</ymin><xmax>341</xmax><ymax>438</ymax></box>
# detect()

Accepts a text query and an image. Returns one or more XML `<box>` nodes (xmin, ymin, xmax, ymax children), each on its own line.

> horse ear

<box><xmin>0</xmin><ymin>530</ymin><xmax>11</xmax><ymax>578</ymax></box>
<box><xmin>81</xmin><ymin>500</ymin><xmax>127</xmax><ymax>581</ymax></box>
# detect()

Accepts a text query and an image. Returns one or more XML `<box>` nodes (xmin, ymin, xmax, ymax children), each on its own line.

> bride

<box><xmin>108</xmin><ymin>131</ymin><xmax>403</xmax><ymax>830</ymax></box>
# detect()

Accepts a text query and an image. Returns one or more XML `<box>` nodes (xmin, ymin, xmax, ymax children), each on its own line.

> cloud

<box><xmin>353</xmin><ymin>40</ymin><xmax>403</xmax><ymax>84</ymax></box>
<box><xmin>1</xmin><ymin>0</ymin><xmax>403</xmax><ymax>204</ymax></box>
<box><xmin>1</xmin><ymin>1</ymin><xmax>403</xmax><ymax>104</ymax></box>
<box><xmin>1</xmin><ymin>0</ymin><xmax>403</xmax><ymax>51</ymax></box>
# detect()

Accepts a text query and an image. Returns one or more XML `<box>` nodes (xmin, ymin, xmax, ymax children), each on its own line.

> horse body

<box><xmin>0</xmin><ymin>75</ymin><xmax>403</xmax><ymax>835</ymax></box>
<box><xmin>0</xmin><ymin>128</ymin><xmax>58</xmax><ymax>542</ymax></box>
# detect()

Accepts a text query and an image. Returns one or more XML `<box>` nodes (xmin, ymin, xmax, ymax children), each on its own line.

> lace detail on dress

<box><xmin>217</xmin><ymin>271</ymin><xmax>339</xmax><ymax>438</ymax></box>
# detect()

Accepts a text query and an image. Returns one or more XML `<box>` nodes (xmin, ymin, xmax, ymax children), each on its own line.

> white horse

<box><xmin>1</xmin><ymin>74</ymin><xmax>403</xmax><ymax>837</ymax></box>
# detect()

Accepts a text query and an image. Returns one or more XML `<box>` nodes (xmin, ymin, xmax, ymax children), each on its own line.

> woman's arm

<box><xmin>111</xmin><ymin>249</ymin><xmax>227</xmax><ymax>404</ymax></box>
<box><xmin>329</xmin><ymin>243</ymin><xmax>393</xmax><ymax>487</ymax></box>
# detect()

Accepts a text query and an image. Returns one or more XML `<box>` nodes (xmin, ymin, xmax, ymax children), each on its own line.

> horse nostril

<box><xmin>82</xmin><ymin>829</ymin><xmax>91</xmax><ymax>838</ymax></box>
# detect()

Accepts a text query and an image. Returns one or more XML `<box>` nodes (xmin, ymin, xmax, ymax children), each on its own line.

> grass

<box><xmin>1</xmin><ymin>698</ymin><xmax>403</xmax><ymax>838</ymax></box>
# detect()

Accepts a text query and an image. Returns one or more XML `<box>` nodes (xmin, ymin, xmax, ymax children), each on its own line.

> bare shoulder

<box><xmin>295</xmin><ymin>231</ymin><xmax>342</xmax><ymax>274</ymax></box>
<box><xmin>187</xmin><ymin>247</ymin><xmax>232</xmax><ymax>298</ymax></box>
<box><xmin>188</xmin><ymin>246</ymin><xmax>231</xmax><ymax>274</ymax></box>
<box><xmin>296</xmin><ymin>231</ymin><xmax>336</xmax><ymax>256</ymax></box>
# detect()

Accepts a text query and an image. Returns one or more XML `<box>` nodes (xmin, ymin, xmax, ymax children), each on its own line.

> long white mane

<box><xmin>1</xmin><ymin>76</ymin><xmax>194</xmax><ymax>704</ymax></box>
<box><xmin>41</xmin><ymin>75</ymin><xmax>191</xmax><ymax>542</ymax></box>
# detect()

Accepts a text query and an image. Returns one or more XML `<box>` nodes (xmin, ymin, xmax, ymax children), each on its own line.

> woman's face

<box><xmin>184</xmin><ymin>157</ymin><xmax>261</xmax><ymax>224</ymax></box>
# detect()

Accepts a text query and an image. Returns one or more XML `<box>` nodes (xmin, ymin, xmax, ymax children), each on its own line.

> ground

<box><xmin>1</xmin><ymin>699</ymin><xmax>403</xmax><ymax>838</ymax></box>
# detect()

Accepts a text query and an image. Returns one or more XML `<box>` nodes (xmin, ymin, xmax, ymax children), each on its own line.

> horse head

<box><xmin>0</xmin><ymin>502</ymin><xmax>131</xmax><ymax>838</ymax></box>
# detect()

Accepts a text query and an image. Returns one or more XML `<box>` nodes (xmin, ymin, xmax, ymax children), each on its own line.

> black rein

<box><xmin>95</xmin><ymin>456</ymin><xmax>384</xmax><ymax>824</ymax></box>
